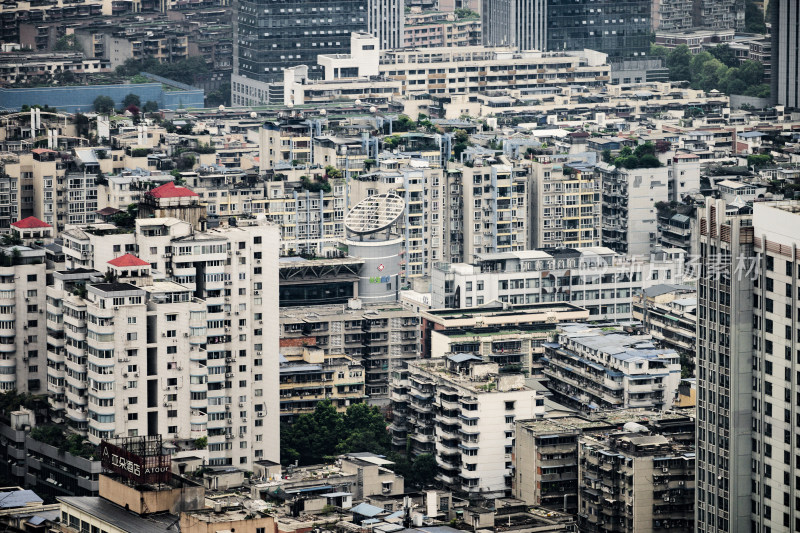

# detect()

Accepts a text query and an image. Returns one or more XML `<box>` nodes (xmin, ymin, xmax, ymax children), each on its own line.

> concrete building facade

<box><xmin>48</xmin><ymin>217</ymin><xmax>281</xmax><ymax>470</ymax></box>
<box><xmin>544</xmin><ymin>325</ymin><xmax>683</xmax><ymax>412</ymax></box>
<box><xmin>390</xmin><ymin>357</ymin><xmax>546</xmax><ymax>498</ymax></box>
<box><xmin>695</xmin><ymin>199</ymin><xmax>753</xmax><ymax>533</ymax></box>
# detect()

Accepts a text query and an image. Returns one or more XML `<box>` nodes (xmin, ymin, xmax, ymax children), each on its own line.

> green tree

<box><xmin>394</xmin><ymin>115</ymin><xmax>416</xmax><ymax>132</ymax></box>
<box><xmin>709</xmin><ymin>45</ymin><xmax>739</xmax><ymax>68</ymax></box>
<box><xmin>280</xmin><ymin>400</ymin><xmax>392</xmax><ymax>466</ymax></box>
<box><xmin>747</xmin><ymin>153</ymin><xmax>773</xmax><ymax>169</ymax></box>
<box><xmin>122</xmin><ymin>93</ymin><xmax>141</xmax><ymax>108</ymax></box>
<box><xmin>738</xmin><ymin>60</ymin><xmax>764</xmax><ymax>87</ymax></box>
<box><xmin>143</xmin><ymin>101</ymin><xmax>159</xmax><ymax>113</ymax></box>
<box><xmin>410</xmin><ymin>454</ymin><xmax>438</xmax><ymax>487</ymax></box>
<box><xmin>335</xmin><ymin>403</ymin><xmax>391</xmax><ymax>456</ymax></box>
<box><xmin>745</xmin><ymin>0</ymin><xmax>767</xmax><ymax>33</ymax></box>
<box><xmin>282</xmin><ymin>400</ymin><xmax>343</xmax><ymax>465</ymax></box>
<box><xmin>53</xmin><ymin>34</ymin><xmax>81</xmax><ymax>52</ymax></box>
<box><xmin>666</xmin><ymin>45</ymin><xmax>692</xmax><ymax>82</ymax></box>
<box><xmin>650</xmin><ymin>44</ymin><xmax>669</xmax><ymax>60</ymax></box>
<box><xmin>93</xmin><ymin>95</ymin><xmax>115</xmax><ymax>114</ymax></box>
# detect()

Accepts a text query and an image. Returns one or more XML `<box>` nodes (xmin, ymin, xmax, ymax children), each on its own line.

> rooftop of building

<box><xmin>146</xmin><ymin>181</ymin><xmax>199</xmax><ymax>199</ymax></box>
<box><xmin>517</xmin><ymin>410</ymin><xmax>691</xmax><ymax>435</ymax></box>
<box><xmin>11</xmin><ymin>216</ymin><xmax>50</xmax><ymax>229</ymax></box>
<box><xmin>423</xmin><ymin>302</ymin><xmax>588</xmax><ymax>322</ymax></box>
<box><xmin>58</xmin><ymin>497</ymin><xmax>178</xmax><ymax>533</ymax></box>
<box><xmin>107</xmin><ymin>253</ymin><xmax>149</xmax><ymax>267</ymax></box>
<box><xmin>581</xmin><ymin>431</ymin><xmax>695</xmax><ymax>458</ymax></box>
<box><xmin>280</xmin><ymin>302</ymin><xmax>411</xmax><ymax>320</ymax></box>
<box><xmin>555</xmin><ymin>326</ymin><xmax>679</xmax><ymax>363</ymax></box>
<box><xmin>407</xmin><ymin>358</ymin><xmax>531</xmax><ymax>393</ymax></box>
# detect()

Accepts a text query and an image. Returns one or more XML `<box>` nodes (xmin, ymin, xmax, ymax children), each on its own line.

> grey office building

<box><xmin>482</xmin><ymin>0</ymin><xmax>653</xmax><ymax>60</ymax></box>
<box><xmin>771</xmin><ymin>0</ymin><xmax>800</xmax><ymax>109</ymax></box>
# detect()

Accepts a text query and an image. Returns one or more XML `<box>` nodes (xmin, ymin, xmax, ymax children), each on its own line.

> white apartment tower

<box><xmin>368</xmin><ymin>0</ymin><xmax>404</xmax><ymax>50</ymax></box>
<box><xmin>49</xmin><ymin>217</ymin><xmax>281</xmax><ymax>469</ymax></box>
<box><xmin>599</xmin><ymin>162</ymin><xmax>669</xmax><ymax>257</ymax></box>
<box><xmin>749</xmin><ymin>202</ymin><xmax>800</xmax><ymax>532</ymax></box>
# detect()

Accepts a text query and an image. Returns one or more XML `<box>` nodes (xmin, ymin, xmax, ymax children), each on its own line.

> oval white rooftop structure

<box><xmin>345</xmin><ymin>193</ymin><xmax>405</xmax><ymax>235</ymax></box>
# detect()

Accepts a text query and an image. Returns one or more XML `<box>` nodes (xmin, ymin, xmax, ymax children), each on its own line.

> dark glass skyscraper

<box><xmin>482</xmin><ymin>0</ymin><xmax>653</xmax><ymax>60</ymax></box>
<box><xmin>235</xmin><ymin>0</ymin><xmax>367</xmax><ymax>84</ymax></box>
<box><xmin>771</xmin><ymin>0</ymin><xmax>800</xmax><ymax>109</ymax></box>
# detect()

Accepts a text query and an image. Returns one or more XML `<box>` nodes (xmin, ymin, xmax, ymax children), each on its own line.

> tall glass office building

<box><xmin>235</xmin><ymin>0</ymin><xmax>368</xmax><ymax>84</ymax></box>
<box><xmin>482</xmin><ymin>0</ymin><xmax>653</xmax><ymax>60</ymax></box>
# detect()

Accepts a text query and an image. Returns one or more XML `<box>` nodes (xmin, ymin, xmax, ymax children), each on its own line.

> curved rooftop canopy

<box><xmin>345</xmin><ymin>193</ymin><xmax>405</xmax><ymax>235</ymax></box>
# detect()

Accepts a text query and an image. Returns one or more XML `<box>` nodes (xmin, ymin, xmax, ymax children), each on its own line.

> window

<box><xmin>505</xmin><ymin>415</ymin><xmax>515</xmax><ymax>424</ymax></box>
<box><xmin>505</xmin><ymin>401</ymin><xmax>515</xmax><ymax>411</ymax></box>
<box><xmin>126</xmin><ymin>332</ymin><xmax>137</xmax><ymax>341</ymax></box>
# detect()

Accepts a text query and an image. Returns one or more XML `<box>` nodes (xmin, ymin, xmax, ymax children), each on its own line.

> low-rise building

<box><xmin>632</xmin><ymin>284</ymin><xmax>696</xmax><ymax>376</ymax></box>
<box><xmin>276</xmin><ymin>33</ymin><xmax>609</xmax><ymax>107</ymax></box>
<box><xmin>390</xmin><ymin>356</ymin><xmax>547</xmax><ymax>498</ymax></box>
<box><xmin>280</xmin><ymin>303</ymin><xmax>420</xmax><ymax>403</ymax></box>
<box><xmin>514</xmin><ymin>411</ymin><xmax>694</xmax><ymax>514</ymax></box>
<box><xmin>0</xmin><ymin>407</ymin><xmax>101</xmax><ymax>500</ymax></box>
<box><xmin>0</xmin><ymin>52</ymin><xmax>110</xmax><ymax>86</ymax></box>
<box><xmin>59</xmin><ymin>459</ymin><xmax>275</xmax><ymax>533</ymax></box>
<box><xmin>431</xmin><ymin>247</ymin><xmax>686</xmax><ymax>322</ymax></box>
<box><xmin>543</xmin><ymin>325</ymin><xmax>683</xmax><ymax>412</ymax></box>
<box><xmin>420</xmin><ymin>303</ymin><xmax>589</xmax><ymax>376</ymax></box>
<box><xmin>279</xmin><ymin>347</ymin><xmax>366</xmax><ymax>421</ymax></box>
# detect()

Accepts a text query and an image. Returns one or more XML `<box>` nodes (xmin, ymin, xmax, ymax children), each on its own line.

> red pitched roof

<box><xmin>11</xmin><ymin>216</ymin><xmax>51</xmax><ymax>229</ymax></box>
<box><xmin>147</xmin><ymin>182</ymin><xmax>198</xmax><ymax>199</ymax></box>
<box><xmin>108</xmin><ymin>254</ymin><xmax>150</xmax><ymax>267</ymax></box>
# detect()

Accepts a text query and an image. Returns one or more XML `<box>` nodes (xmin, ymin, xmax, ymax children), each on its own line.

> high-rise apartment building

<box><xmin>530</xmin><ymin>160</ymin><xmax>601</xmax><ymax>249</ymax></box>
<box><xmin>748</xmin><ymin>202</ymin><xmax>800</xmax><ymax>532</ymax></box>
<box><xmin>451</xmin><ymin>160</ymin><xmax>529</xmax><ymax>263</ymax></box>
<box><xmin>695</xmin><ymin>199</ymin><xmax>753</xmax><ymax>533</ymax></box>
<box><xmin>233</xmin><ymin>0</ymin><xmax>367</xmax><ymax>105</ymax></box>
<box><xmin>48</xmin><ymin>217</ymin><xmax>281</xmax><ymax>469</ymax></box>
<box><xmin>0</xmin><ymin>235</ymin><xmax>47</xmax><ymax>394</ymax></box>
<box><xmin>651</xmin><ymin>0</ymin><xmax>694</xmax><ymax>31</ymax></box>
<box><xmin>578</xmin><ymin>431</ymin><xmax>695</xmax><ymax>531</ymax></box>
<box><xmin>482</xmin><ymin>0</ymin><xmax>652</xmax><ymax>59</ymax></box>
<box><xmin>692</xmin><ymin>0</ymin><xmax>744</xmax><ymax>31</ymax></box>
<box><xmin>599</xmin><ymin>162</ymin><xmax>669</xmax><ymax>257</ymax></box>
<box><xmin>770</xmin><ymin>0</ymin><xmax>800</xmax><ymax>109</ymax></box>
<box><xmin>390</xmin><ymin>357</ymin><xmax>546</xmax><ymax>498</ymax></box>
<box><xmin>280</xmin><ymin>303</ymin><xmax>420</xmax><ymax>403</ymax></box>
<box><xmin>368</xmin><ymin>0</ymin><xmax>404</xmax><ymax>50</ymax></box>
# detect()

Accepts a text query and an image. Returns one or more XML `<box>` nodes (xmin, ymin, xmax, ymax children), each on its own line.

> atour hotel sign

<box><xmin>100</xmin><ymin>440</ymin><xmax>171</xmax><ymax>484</ymax></box>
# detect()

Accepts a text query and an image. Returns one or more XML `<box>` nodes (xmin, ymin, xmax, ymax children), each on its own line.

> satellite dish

<box><xmin>218</xmin><ymin>105</ymin><xmax>225</xmax><ymax>111</ymax></box>
<box><xmin>319</xmin><ymin>109</ymin><xmax>327</xmax><ymax>116</ymax></box>
<box><xmin>370</xmin><ymin>106</ymin><xmax>377</xmax><ymax>113</ymax></box>
<box><xmin>250</xmin><ymin>112</ymin><xmax>257</xmax><ymax>118</ymax></box>
<box><xmin>355</xmin><ymin>99</ymin><xmax>362</xmax><ymax>106</ymax></box>
<box><xmin>344</xmin><ymin>193</ymin><xmax>405</xmax><ymax>235</ymax></box>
